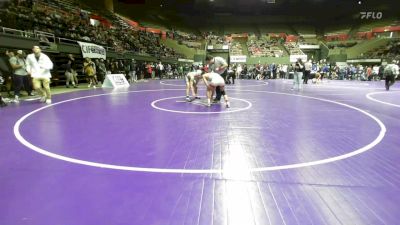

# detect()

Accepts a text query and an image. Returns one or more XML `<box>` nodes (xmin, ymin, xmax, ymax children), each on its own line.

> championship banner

<box><xmin>77</xmin><ymin>41</ymin><xmax>106</xmax><ymax>59</ymax></box>
<box><xmin>230</xmin><ymin>55</ymin><xmax>247</xmax><ymax>63</ymax></box>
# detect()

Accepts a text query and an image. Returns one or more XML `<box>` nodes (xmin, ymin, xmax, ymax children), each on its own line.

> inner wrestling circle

<box><xmin>151</xmin><ymin>96</ymin><xmax>252</xmax><ymax>114</ymax></box>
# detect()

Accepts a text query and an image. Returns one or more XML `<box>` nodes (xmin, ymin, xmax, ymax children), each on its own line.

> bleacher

<box><xmin>357</xmin><ymin>39</ymin><xmax>400</xmax><ymax>60</ymax></box>
<box><xmin>284</xmin><ymin>42</ymin><xmax>304</xmax><ymax>55</ymax></box>
<box><xmin>247</xmin><ymin>36</ymin><xmax>284</xmax><ymax>58</ymax></box>
<box><xmin>229</xmin><ymin>41</ymin><xmax>244</xmax><ymax>55</ymax></box>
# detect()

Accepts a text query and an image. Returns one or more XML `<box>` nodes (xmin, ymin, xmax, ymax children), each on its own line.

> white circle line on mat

<box><xmin>14</xmin><ymin>89</ymin><xmax>386</xmax><ymax>174</ymax></box>
<box><xmin>366</xmin><ymin>91</ymin><xmax>400</xmax><ymax>108</ymax></box>
<box><xmin>151</xmin><ymin>96</ymin><xmax>252</xmax><ymax>114</ymax></box>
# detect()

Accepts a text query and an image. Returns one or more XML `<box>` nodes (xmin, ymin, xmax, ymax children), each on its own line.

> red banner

<box><xmin>146</xmin><ymin>28</ymin><xmax>161</xmax><ymax>34</ymax></box>
<box><xmin>372</xmin><ymin>26</ymin><xmax>400</xmax><ymax>33</ymax></box>
<box><xmin>286</xmin><ymin>35</ymin><xmax>299</xmax><ymax>42</ymax></box>
<box><xmin>324</xmin><ymin>34</ymin><xmax>349</xmax><ymax>41</ymax></box>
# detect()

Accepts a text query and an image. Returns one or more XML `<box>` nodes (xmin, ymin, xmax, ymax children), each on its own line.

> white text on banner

<box><xmin>77</xmin><ymin>41</ymin><xmax>106</xmax><ymax>59</ymax></box>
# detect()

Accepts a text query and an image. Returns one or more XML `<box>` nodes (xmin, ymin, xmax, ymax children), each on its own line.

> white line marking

<box><xmin>151</xmin><ymin>96</ymin><xmax>252</xmax><ymax>114</ymax></box>
<box><xmin>14</xmin><ymin>89</ymin><xmax>386</xmax><ymax>174</ymax></box>
<box><xmin>231</xmin><ymin>127</ymin><xmax>263</xmax><ymax>129</ymax></box>
<box><xmin>317</xmin><ymin>93</ymin><xmax>356</xmax><ymax>96</ymax></box>
<box><xmin>160</xmin><ymin>80</ymin><xmax>268</xmax><ymax>88</ymax></box>
<box><xmin>366</xmin><ymin>91</ymin><xmax>400</xmax><ymax>108</ymax></box>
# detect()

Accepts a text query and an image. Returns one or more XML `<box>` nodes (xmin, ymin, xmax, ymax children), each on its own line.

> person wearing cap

<box><xmin>26</xmin><ymin>46</ymin><xmax>54</xmax><ymax>104</ymax></box>
<box><xmin>383</xmin><ymin>60</ymin><xmax>399</xmax><ymax>91</ymax></box>
<box><xmin>9</xmin><ymin>50</ymin><xmax>33</xmax><ymax>103</ymax></box>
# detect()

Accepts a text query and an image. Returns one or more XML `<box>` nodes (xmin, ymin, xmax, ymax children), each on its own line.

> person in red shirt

<box><xmin>146</xmin><ymin>63</ymin><xmax>152</xmax><ymax>79</ymax></box>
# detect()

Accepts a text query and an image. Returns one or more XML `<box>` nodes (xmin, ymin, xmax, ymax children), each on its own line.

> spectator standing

<box><xmin>83</xmin><ymin>57</ymin><xmax>97</xmax><ymax>88</ymax></box>
<box><xmin>1</xmin><ymin>50</ymin><xmax>14</xmax><ymax>97</ymax></box>
<box><xmin>384</xmin><ymin>60</ymin><xmax>399</xmax><ymax>91</ymax></box>
<box><xmin>9</xmin><ymin>50</ymin><xmax>33</xmax><ymax>102</ymax></box>
<box><xmin>67</xmin><ymin>54</ymin><xmax>79</xmax><ymax>86</ymax></box>
<box><xmin>292</xmin><ymin>58</ymin><xmax>304</xmax><ymax>91</ymax></box>
<box><xmin>0</xmin><ymin>70</ymin><xmax>7</xmax><ymax>107</ymax></box>
<box><xmin>123</xmin><ymin>60</ymin><xmax>131</xmax><ymax>82</ymax></box>
<box><xmin>64</xmin><ymin>60</ymin><xmax>77</xmax><ymax>88</ymax></box>
<box><xmin>156</xmin><ymin>61</ymin><xmax>164</xmax><ymax>79</ymax></box>
<box><xmin>303</xmin><ymin>60</ymin><xmax>312</xmax><ymax>84</ymax></box>
<box><xmin>129</xmin><ymin>59</ymin><xmax>137</xmax><ymax>82</ymax></box>
<box><xmin>96</xmin><ymin>59</ymin><xmax>107</xmax><ymax>84</ymax></box>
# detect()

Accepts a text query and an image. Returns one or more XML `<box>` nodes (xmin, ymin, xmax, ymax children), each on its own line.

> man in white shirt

<box><xmin>26</xmin><ymin>46</ymin><xmax>54</xmax><ymax>104</ymax></box>
<box><xmin>384</xmin><ymin>60</ymin><xmax>399</xmax><ymax>91</ymax></box>
<box><xmin>303</xmin><ymin>60</ymin><xmax>312</xmax><ymax>84</ymax></box>
<box><xmin>156</xmin><ymin>62</ymin><xmax>164</xmax><ymax>79</ymax></box>
<box><xmin>236</xmin><ymin>64</ymin><xmax>242</xmax><ymax>78</ymax></box>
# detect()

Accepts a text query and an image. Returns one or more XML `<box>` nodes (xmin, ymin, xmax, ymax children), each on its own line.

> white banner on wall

<box><xmin>299</xmin><ymin>44</ymin><xmax>320</xmax><ymax>49</ymax></box>
<box><xmin>290</xmin><ymin>54</ymin><xmax>308</xmax><ymax>63</ymax></box>
<box><xmin>230</xmin><ymin>55</ymin><xmax>247</xmax><ymax>63</ymax></box>
<box><xmin>77</xmin><ymin>41</ymin><xmax>106</xmax><ymax>59</ymax></box>
<box><xmin>347</xmin><ymin>59</ymin><xmax>382</xmax><ymax>63</ymax></box>
<box><xmin>178</xmin><ymin>58</ymin><xmax>194</xmax><ymax>63</ymax></box>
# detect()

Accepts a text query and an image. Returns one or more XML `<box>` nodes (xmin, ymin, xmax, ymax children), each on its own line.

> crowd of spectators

<box><xmin>284</xmin><ymin>42</ymin><xmax>304</xmax><ymax>55</ymax></box>
<box><xmin>0</xmin><ymin>0</ymin><xmax>184</xmax><ymax>59</ymax></box>
<box><xmin>227</xmin><ymin>60</ymin><xmax>399</xmax><ymax>82</ymax></box>
<box><xmin>357</xmin><ymin>40</ymin><xmax>400</xmax><ymax>60</ymax></box>
<box><xmin>327</xmin><ymin>41</ymin><xmax>358</xmax><ymax>49</ymax></box>
<box><xmin>229</xmin><ymin>42</ymin><xmax>243</xmax><ymax>55</ymax></box>
<box><xmin>171</xmin><ymin>30</ymin><xmax>203</xmax><ymax>49</ymax></box>
<box><xmin>204</xmin><ymin>32</ymin><xmax>228</xmax><ymax>45</ymax></box>
<box><xmin>247</xmin><ymin>39</ymin><xmax>283</xmax><ymax>57</ymax></box>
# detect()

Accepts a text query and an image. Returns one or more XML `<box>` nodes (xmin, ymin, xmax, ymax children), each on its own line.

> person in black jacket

<box><xmin>292</xmin><ymin>58</ymin><xmax>304</xmax><ymax>91</ymax></box>
<box><xmin>0</xmin><ymin>50</ymin><xmax>14</xmax><ymax>97</ymax></box>
<box><xmin>0</xmin><ymin>51</ymin><xmax>12</xmax><ymax>107</ymax></box>
<box><xmin>0</xmin><ymin>70</ymin><xmax>7</xmax><ymax>107</ymax></box>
